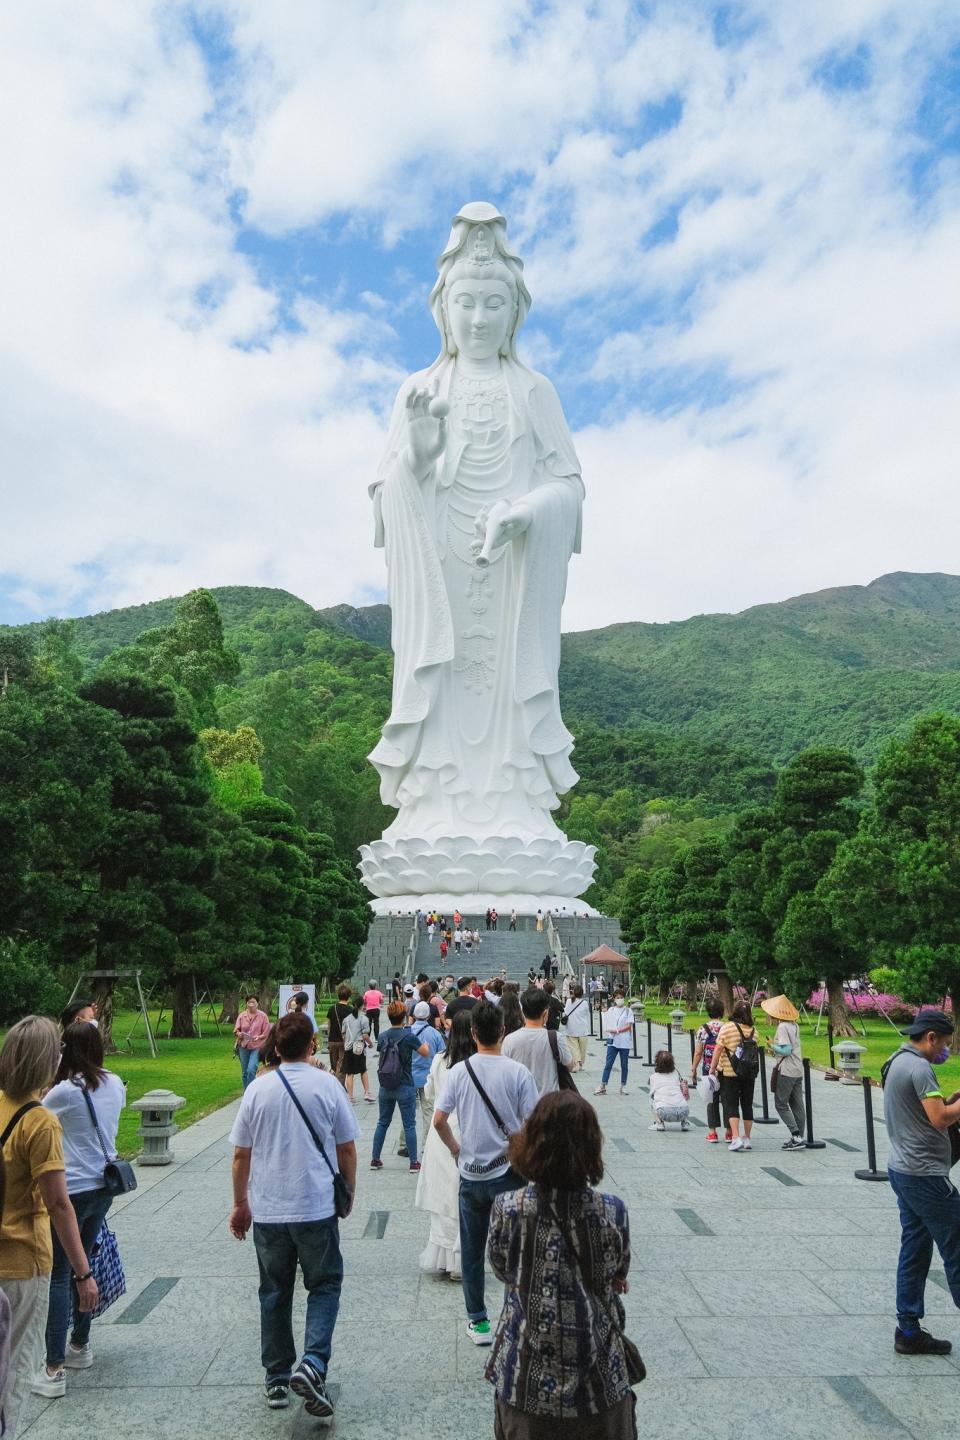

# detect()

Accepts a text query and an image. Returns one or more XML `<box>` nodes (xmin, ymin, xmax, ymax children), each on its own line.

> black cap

<box><xmin>60</xmin><ymin>999</ymin><xmax>95</xmax><ymax>1029</ymax></box>
<box><xmin>902</xmin><ymin>1007</ymin><xmax>954</xmax><ymax>1038</ymax></box>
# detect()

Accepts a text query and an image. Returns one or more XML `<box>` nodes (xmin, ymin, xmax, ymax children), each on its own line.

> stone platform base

<box><xmin>367</xmin><ymin>893</ymin><xmax>600</xmax><ymax>917</ymax></box>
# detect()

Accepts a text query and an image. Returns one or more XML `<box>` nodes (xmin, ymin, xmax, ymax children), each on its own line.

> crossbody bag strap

<box><xmin>545</xmin><ymin>1200</ymin><xmax>622</xmax><ymax>1331</ymax></box>
<box><xmin>547</xmin><ymin>1028</ymin><xmax>562</xmax><ymax>1070</ymax></box>
<box><xmin>276</xmin><ymin>1070</ymin><xmax>337</xmax><ymax>1180</ymax></box>
<box><xmin>75</xmin><ymin>1080</ymin><xmax>114</xmax><ymax>1164</ymax></box>
<box><xmin>0</xmin><ymin>1101</ymin><xmax>41</xmax><ymax>1149</ymax></box>
<box><xmin>463</xmin><ymin>1057</ymin><xmax>510</xmax><ymax>1139</ymax></box>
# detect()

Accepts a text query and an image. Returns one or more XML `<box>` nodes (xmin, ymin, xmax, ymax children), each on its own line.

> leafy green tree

<box><xmin>78</xmin><ymin>674</ymin><xmax>218</xmax><ymax>1043</ymax></box>
<box><xmin>764</xmin><ymin>748</ymin><xmax>865</xmax><ymax>1034</ymax></box>
<box><xmin>822</xmin><ymin>713</ymin><xmax>960</xmax><ymax>1050</ymax></box>
<box><xmin>722</xmin><ymin>807</ymin><xmax>780</xmax><ymax>994</ymax></box>
<box><xmin>100</xmin><ymin>589</ymin><xmax>239</xmax><ymax>728</ymax></box>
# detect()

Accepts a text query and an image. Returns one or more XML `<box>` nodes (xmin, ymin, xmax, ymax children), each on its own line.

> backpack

<box><xmin>699</xmin><ymin>1020</ymin><xmax>721</xmax><ymax>1075</ymax></box>
<box><xmin>728</xmin><ymin>1022</ymin><xmax>760</xmax><ymax>1080</ymax></box>
<box><xmin>378</xmin><ymin>1032</ymin><xmax>405</xmax><ymax>1090</ymax></box>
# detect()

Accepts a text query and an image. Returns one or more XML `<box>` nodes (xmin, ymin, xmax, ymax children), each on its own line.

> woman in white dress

<box><xmin>415</xmin><ymin>1010</ymin><xmax>476</xmax><ymax>1280</ymax></box>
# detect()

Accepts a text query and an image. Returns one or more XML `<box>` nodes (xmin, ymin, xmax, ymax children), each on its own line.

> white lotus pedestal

<box><xmin>358</xmin><ymin>833</ymin><xmax>597</xmax><ymax>916</ymax></box>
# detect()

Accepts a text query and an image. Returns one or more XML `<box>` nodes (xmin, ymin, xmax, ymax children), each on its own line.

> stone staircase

<box><xmin>355</xmin><ymin>910</ymin><xmax>626</xmax><ymax>990</ymax></box>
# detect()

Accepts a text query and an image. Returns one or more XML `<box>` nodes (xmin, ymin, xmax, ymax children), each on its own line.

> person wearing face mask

<box><xmin>882</xmin><ymin>1008</ymin><xmax>960</xmax><ymax>1356</ymax></box>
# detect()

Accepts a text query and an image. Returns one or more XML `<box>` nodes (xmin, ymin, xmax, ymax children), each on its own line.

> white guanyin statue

<box><xmin>358</xmin><ymin>201</ymin><xmax>596</xmax><ymax>911</ymax></box>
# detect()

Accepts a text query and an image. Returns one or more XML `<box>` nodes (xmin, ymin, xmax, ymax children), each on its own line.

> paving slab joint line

<box><xmin>826</xmin><ymin>1376</ymin><xmax>913</xmax><ymax>1436</ymax></box>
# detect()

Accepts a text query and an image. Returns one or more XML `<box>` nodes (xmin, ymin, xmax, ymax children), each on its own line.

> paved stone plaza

<box><xmin>17</xmin><ymin>1022</ymin><xmax>960</xmax><ymax>1439</ymax></box>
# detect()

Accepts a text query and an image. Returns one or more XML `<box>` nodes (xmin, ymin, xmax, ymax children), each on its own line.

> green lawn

<box><xmin>2</xmin><ymin>998</ymin><xmax>340</xmax><ymax>1159</ymax></box>
<box><xmin>633</xmin><ymin>1002</ymin><xmax>960</xmax><ymax>1091</ymax></box>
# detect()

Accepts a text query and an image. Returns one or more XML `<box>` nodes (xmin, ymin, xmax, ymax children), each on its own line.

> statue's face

<box><xmin>446</xmin><ymin>277</ymin><xmax>513</xmax><ymax>360</ymax></box>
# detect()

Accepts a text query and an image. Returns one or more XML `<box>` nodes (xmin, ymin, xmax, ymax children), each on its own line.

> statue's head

<box><xmin>430</xmin><ymin>201</ymin><xmax>532</xmax><ymax>362</ymax></box>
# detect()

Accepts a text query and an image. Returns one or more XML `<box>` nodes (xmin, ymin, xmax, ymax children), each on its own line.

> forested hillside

<box><xmin>8</xmin><ymin>569</ymin><xmax>960</xmax><ymax>934</ymax></box>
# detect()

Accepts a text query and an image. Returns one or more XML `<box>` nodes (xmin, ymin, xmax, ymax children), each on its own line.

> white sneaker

<box><xmin>30</xmin><ymin>1368</ymin><xmax>66</xmax><ymax>1398</ymax></box>
<box><xmin>741</xmin><ymin>1138</ymin><xmax>753</xmax><ymax>1150</ymax></box>
<box><xmin>64</xmin><ymin>1342</ymin><xmax>93</xmax><ymax>1370</ymax></box>
<box><xmin>619</xmin><ymin>1086</ymin><xmax>630</xmax><ymax>1096</ymax></box>
<box><xmin>728</xmin><ymin>1138</ymin><xmax>744</xmax><ymax>1152</ymax></box>
<box><xmin>594</xmin><ymin>1085</ymin><xmax>607</xmax><ymax>1095</ymax></box>
<box><xmin>649</xmin><ymin>1120</ymin><xmax>666</xmax><ymax>1131</ymax></box>
<box><xmin>680</xmin><ymin>1121</ymin><xmax>690</xmax><ymax>1131</ymax></box>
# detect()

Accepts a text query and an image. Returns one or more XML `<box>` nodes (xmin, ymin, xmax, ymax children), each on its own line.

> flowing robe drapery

<box><xmin>369</xmin><ymin>357</ymin><xmax>584</xmax><ymax>847</ymax></box>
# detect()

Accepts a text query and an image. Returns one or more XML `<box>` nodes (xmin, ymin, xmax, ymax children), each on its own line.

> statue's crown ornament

<box><xmin>470</xmin><ymin>227</ymin><xmax>494</xmax><ymax>265</ymax></box>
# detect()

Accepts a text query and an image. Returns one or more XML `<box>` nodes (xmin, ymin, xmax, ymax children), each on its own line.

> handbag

<box><xmin>77</xmin><ymin>1083</ymin><xmax>137</xmax><ymax>1196</ymax></box>
<box><xmin>89</xmin><ymin>1223</ymin><xmax>126</xmax><ymax>1317</ymax></box>
<box><xmin>546</xmin><ymin>1201</ymin><xmax>645</xmax><ymax>1386</ymax></box>
<box><xmin>276</xmin><ymin>1070</ymin><xmax>353</xmax><ymax>1218</ymax></box>
<box><xmin>547</xmin><ymin>1027</ymin><xmax>578</xmax><ymax>1093</ymax></box>
<box><xmin>561</xmin><ymin>999</ymin><xmax>584</xmax><ymax>1027</ymax></box>
<box><xmin>770</xmin><ymin>1060</ymin><xmax>782</xmax><ymax>1094</ymax></box>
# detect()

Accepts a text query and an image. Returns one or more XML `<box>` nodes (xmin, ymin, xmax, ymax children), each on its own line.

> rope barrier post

<box><xmin>666</xmin><ymin>1022</ymin><xmax>673</xmax><ymax>1056</ymax></box>
<box><xmin>589</xmin><ymin>1001</ymin><xmax>595</xmax><ymax>1038</ymax></box>
<box><xmin>754</xmin><ymin>1048</ymin><xmax>779</xmax><ymax>1124</ymax></box>
<box><xmin>855</xmin><ymin>1077</ymin><xmax>889</xmax><ymax>1182</ymax></box>
<box><xmin>689</xmin><ymin>1029</ymin><xmax>696</xmax><ymax>1065</ymax></box>
<box><xmin>631</xmin><ymin>1019</ymin><xmax>639</xmax><ymax>1059</ymax></box>
<box><xmin>827</xmin><ymin>1021</ymin><xmax>835</xmax><ymax>1073</ymax></box>
<box><xmin>643</xmin><ymin>1017</ymin><xmax>655</xmax><ymax>1068</ymax></box>
<box><xmin>802</xmin><ymin>1057</ymin><xmax>826</xmax><ymax>1149</ymax></box>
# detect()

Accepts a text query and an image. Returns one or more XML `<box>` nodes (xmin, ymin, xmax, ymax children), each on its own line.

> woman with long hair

<box><xmin>36</xmin><ymin>1023</ymin><xmax>125</xmax><ymax>1395</ymax></box>
<box><xmin>415</xmin><ymin>1011</ymin><xmax>477</xmax><ymax>1280</ymax></box>
<box><xmin>486</xmin><ymin>1092</ymin><xmax>640</xmax><ymax>1438</ymax></box>
<box><xmin>499</xmin><ymin>987</ymin><xmax>524</xmax><ymax>1039</ymax></box>
<box><xmin>0</xmin><ymin>1018</ymin><xmax>101</xmax><ymax>1437</ymax></box>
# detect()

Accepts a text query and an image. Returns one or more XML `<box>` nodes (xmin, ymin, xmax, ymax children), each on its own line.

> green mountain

<box><xmin>13</xmin><ymin>570</ymin><xmax>960</xmax><ymax>770</ymax></box>
<box><xmin>559</xmin><ymin>571</ymin><xmax>960</xmax><ymax>763</ymax></box>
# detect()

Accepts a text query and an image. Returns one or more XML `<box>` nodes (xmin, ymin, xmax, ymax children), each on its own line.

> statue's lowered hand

<box><xmin>405</xmin><ymin>387</ymin><xmax>449</xmax><ymax>476</ymax></box>
<box><xmin>473</xmin><ymin>500</ymin><xmax>532</xmax><ymax>567</ymax></box>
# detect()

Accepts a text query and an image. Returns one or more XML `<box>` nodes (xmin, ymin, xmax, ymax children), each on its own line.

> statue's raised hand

<box><xmin>405</xmin><ymin>387</ymin><xmax>448</xmax><ymax>477</ymax></box>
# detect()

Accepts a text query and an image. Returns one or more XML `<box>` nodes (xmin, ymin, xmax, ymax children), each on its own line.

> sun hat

<box><xmin>403</xmin><ymin>984</ymin><xmax>415</xmax><ymax>996</ymax></box>
<box><xmin>760</xmin><ymin>994</ymin><xmax>799</xmax><ymax>1023</ymax></box>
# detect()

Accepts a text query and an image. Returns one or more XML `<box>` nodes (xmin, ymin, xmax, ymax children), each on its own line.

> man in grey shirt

<box><xmin>501</xmin><ymin>989</ymin><xmax>573</xmax><ymax>1094</ymax></box>
<box><xmin>883</xmin><ymin>1007</ymin><xmax>960</xmax><ymax>1355</ymax></box>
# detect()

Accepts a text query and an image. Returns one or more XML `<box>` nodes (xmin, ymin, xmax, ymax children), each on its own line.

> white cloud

<box><xmin>1</xmin><ymin>0</ymin><xmax>959</xmax><ymax>635</ymax></box>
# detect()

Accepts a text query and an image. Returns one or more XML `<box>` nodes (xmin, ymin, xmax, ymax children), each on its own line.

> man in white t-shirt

<box><xmin>229</xmin><ymin>1012</ymin><xmax>359</xmax><ymax>1421</ymax></box>
<box><xmin>501</xmin><ymin>988</ymin><xmax>573</xmax><ymax>1094</ymax></box>
<box><xmin>433</xmin><ymin>1001</ymin><xmax>539</xmax><ymax>1346</ymax></box>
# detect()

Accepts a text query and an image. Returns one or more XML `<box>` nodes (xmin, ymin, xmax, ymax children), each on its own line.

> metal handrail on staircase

<box><xmin>402</xmin><ymin>917</ymin><xmax>419</xmax><ymax>984</ymax></box>
<box><xmin>546</xmin><ymin>913</ymin><xmax>574</xmax><ymax>980</ymax></box>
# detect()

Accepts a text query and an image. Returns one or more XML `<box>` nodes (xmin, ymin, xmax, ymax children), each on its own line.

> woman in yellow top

<box><xmin>708</xmin><ymin>1001</ymin><xmax>758</xmax><ymax>1153</ymax></box>
<box><xmin>0</xmin><ymin>1017</ymin><xmax>99</xmax><ymax>1438</ymax></box>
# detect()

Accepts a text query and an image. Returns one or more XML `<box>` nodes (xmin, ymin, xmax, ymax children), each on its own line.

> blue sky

<box><xmin>2</xmin><ymin>1</ymin><xmax>960</xmax><ymax>631</ymax></box>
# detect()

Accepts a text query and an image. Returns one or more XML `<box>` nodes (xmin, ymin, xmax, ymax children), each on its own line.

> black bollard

<box><xmin>802</xmin><ymin>1057</ymin><xmax>826</xmax><ymax>1149</ymax></box>
<box><xmin>666</xmin><ymin>1022</ymin><xmax>673</xmax><ymax>1055</ymax></box>
<box><xmin>643</xmin><ymin>1017</ymin><xmax>655</xmax><ymax>1067</ymax></box>
<box><xmin>754</xmin><ymin>1048</ymin><xmax>779</xmax><ymax>1124</ymax></box>
<box><xmin>631</xmin><ymin>1018</ymin><xmax>639</xmax><ymax>1059</ymax></box>
<box><xmin>689</xmin><ymin>1029</ymin><xmax>696</xmax><ymax>1065</ymax></box>
<box><xmin>589</xmin><ymin>1002</ymin><xmax>595</xmax><ymax>1038</ymax></box>
<box><xmin>827</xmin><ymin>1021</ymin><xmax>835</xmax><ymax>1073</ymax></box>
<box><xmin>855</xmin><ymin>1077</ymin><xmax>889</xmax><ymax>1182</ymax></box>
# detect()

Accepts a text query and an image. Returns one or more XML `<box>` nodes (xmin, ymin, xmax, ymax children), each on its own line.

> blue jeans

<box><xmin>46</xmin><ymin>1186</ymin><xmax>113</xmax><ymax>1365</ymax></box>
<box><xmin>372</xmin><ymin>1084</ymin><xmax>418</xmax><ymax>1163</ymax></box>
<box><xmin>253</xmin><ymin>1218</ymin><xmax>343</xmax><ymax>1385</ymax></box>
<box><xmin>239</xmin><ymin>1046</ymin><xmax>260</xmax><ymax>1089</ymax></box>
<box><xmin>459</xmin><ymin>1168</ymin><xmax>521</xmax><ymax>1322</ymax></box>
<box><xmin>601</xmin><ymin>1044</ymin><xmax>629</xmax><ymax>1086</ymax></box>
<box><xmin>888</xmin><ymin>1168</ymin><xmax>960</xmax><ymax>1326</ymax></box>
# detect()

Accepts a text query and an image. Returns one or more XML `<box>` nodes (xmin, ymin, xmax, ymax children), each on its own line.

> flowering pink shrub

<box><xmin>806</xmin><ymin>989</ymin><xmax>916</xmax><ymax>1022</ymax></box>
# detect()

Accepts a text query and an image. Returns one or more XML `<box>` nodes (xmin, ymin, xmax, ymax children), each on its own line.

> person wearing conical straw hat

<box><xmin>761</xmin><ymin>995</ymin><xmax>805</xmax><ymax>1150</ymax></box>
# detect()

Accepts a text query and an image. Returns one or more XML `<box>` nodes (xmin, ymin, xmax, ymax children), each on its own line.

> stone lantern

<box><xmin>131</xmin><ymin>1089</ymin><xmax>186</xmax><ymax>1165</ymax></box>
<box><xmin>630</xmin><ymin>998</ymin><xmax>645</xmax><ymax>1025</ymax></box>
<box><xmin>670</xmin><ymin>1007</ymin><xmax>686</xmax><ymax>1033</ymax></box>
<box><xmin>831</xmin><ymin>1040</ymin><xmax>867</xmax><ymax>1084</ymax></box>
